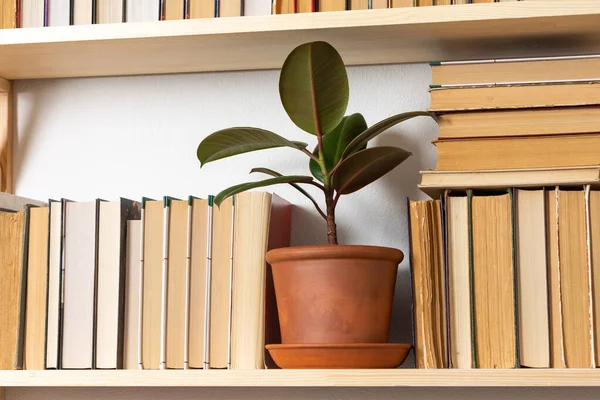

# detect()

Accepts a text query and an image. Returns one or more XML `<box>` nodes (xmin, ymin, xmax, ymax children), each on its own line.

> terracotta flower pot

<box><xmin>266</xmin><ymin>245</ymin><xmax>403</xmax><ymax>344</ymax></box>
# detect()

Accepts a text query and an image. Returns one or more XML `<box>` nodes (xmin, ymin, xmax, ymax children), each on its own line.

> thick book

<box><xmin>95</xmin><ymin>199</ymin><xmax>141</xmax><ymax>369</ymax></box>
<box><xmin>61</xmin><ymin>200</ymin><xmax>100</xmax><ymax>369</ymax></box>
<box><xmin>408</xmin><ymin>199</ymin><xmax>447</xmax><ymax>369</ymax></box>
<box><xmin>48</xmin><ymin>0</ymin><xmax>70</xmax><ymax>26</ymax></box>
<box><xmin>590</xmin><ymin>189</ymin><xmax>600</xmax><ymax>367</ymax></box>
<box><xmin>162</xmin><ymin>0</ymin><xmax>185</xmax><ymax>19</ymax></box>
<box><xmin>220</xmin><ymin>0</ymin><xmax>243</xmax><ymax>16</ymax></box>
<box><xmin>73</xmin><ymin>0</ymin><xmax>95</xmax><ymax>24</ymax></box>
<box><xmin>126</xmin><ymin>0</ymin><xmax>160</xmax><ymax>21</ymax></box>
<box><xmin>514</xmin><ymin>189</ymin><xmax>550</xmax><ymax>368</ymax></box>
<box><xmin>209</xmin><ymin>196</ymin><xmax>234</xmax><ymax>369</ymax></box>
<box><xmin>96</xmin><ymin>0</ymin><xmax>125</xmax><ymax>23</ymax></box>
<box><xmin>1</xmin><ymin>0</ymin><xmax>17</xmax><ymax>28</ymax></box>
<box><xmin>415</xmin><ymin>0</ymin><xmax>432</xmax><ymax>5</ymax></box>
<box><xmin>123</xmin><ymin>220</ymin><xmax>141</xmax><ymax>370</ymax></box>
<box><xmin>231</xmin><ymin>192</ymin><xmax>292</xmax><ymax>369</ymax></box>
<box><xmin>391</xmin><ymin>0</ymin><xmax>412</xmax><ymax>6</ymax></box>
<box><xmin>25</xmin><ymin>206</ymin><xmax>49</xmax><ymax>370</ymax></box>
<box><xmin>557</xmin><ymin>187</ymin><xmax>594</xmax><ymax>368</ymax></box>
<box><xmin>20</xmin><ymin>0</ymin><xmax>45</xmax><ymax>27</ymax></box>
<box><xmin>434</xmin><ymin>134</ymin><xmax>600</xmax><ymax>171</ymax></box>
<box><xmin>429</xmin><ymin>83</ymin><xmax>600</xmax><ymax>112</ymax></box>
<box><xmin>319</xmin><ymin>0</ymin><xmax>345</xmax><ymax>11</ymax></box>
<box><xmin>189</xmin><ymin>0</ymin><xmax>214</xmax><ymax>17</ymax></box>
<box><xmin>141</xmin><ymin>198</ymin><xmax>164</xmax><ymax>369</ymax></box>
<box><xmin>470</xmin><ymin>190</ymin><xmax>517</xmax><ymax>369</ymax></box>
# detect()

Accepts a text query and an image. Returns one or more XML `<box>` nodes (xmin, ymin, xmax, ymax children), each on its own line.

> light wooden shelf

<box><xmin>0</xmin><ymin>369</ymin><xmax>599</xmax><ymax>387</ymax></box>
<box><xmin>1</xmin><ymin>1</ymin><xmax>600</xmax><ymax>80</ymax></box>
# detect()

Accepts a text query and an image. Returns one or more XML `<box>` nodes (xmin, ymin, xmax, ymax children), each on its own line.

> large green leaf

<box><xmin>340</xmin><ymin>111</ymin><xmax>436</xmax><ymax>159</ymax></box>
<box><xmin>197</xmin><ymin>127</ymin><xmax>308</xmax><ymax>166</ymax></box>
<box><xmin>309</xmin><ymin>113</ymin><xmax>368</xmax><ymax>182</ymax></box>
<box><xmin>279</xmin><ymin>41</ymin><xmax>349</xmax><ymax>136</ymax></box>
<box><xmin>332</xmin><ymin>147</ymin><xmax>411</xmax><ymax>195</ymax></box>
<box><xmin>213</xmin><ymin>175</ymin><xmax>314</xmax><ymax>207</ymax></box>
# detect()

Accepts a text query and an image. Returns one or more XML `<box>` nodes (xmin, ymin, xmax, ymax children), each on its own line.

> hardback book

<box><xmin>419</xmin><ymin>167</ymin><xmax>600</xmax><ymax>198</ymax></box>
<box><xmin>61</xmin><ymin>200</ymin><xmax>100</xmax><ymax>369</ymax></box>
<box><xmin>433</xmin><ymin>134</ymin><xmax>600</xmax><ymax>171</ymax></box>
<box><xmin>590</xmin><ymin>189</ymin><xmax>600</xmax><ymax>366</ymax></box>
<box><xmin>243</xmin><ymin>0</ymin><xmax>271</xmax><ymax>14</ymax></box>
<box><xmin>48</xmin><ymin>0</ymin><xmax>70</xmax><ymax>26</ymax></box>
<box><xmin>209</xmin><ymin>196</ymin><xmax>234</xmax><ymax>369</ymax></box>
<box><xmin>189</xmin><ymin>0</ymin><xmax>215</xmax><ymax>17</ymax></box>
<box><xmin>96</xmin><ymin>0</ymin><xmax>125</xmax><ymax>23</ymax></box>
<box><xmin>415</xmin><ymin>0</ymin><xmax>432</xmax><ymax>5</ymax></box>
<box><xmin>20</xmin><ymin>0</ymin><xmax>45</xmax><ymax>27</ymax></box>
<box><xmin>187</xmin><ymin>197</ymin><xmax>210</xmax><ymax>369</ymax></box>
<box><xmin>470</xmin><ymin>190</ymin><xmax>517</xmax><ymax>368</ymax></box>
<box><xmin>433</xmin><ymin>0</ymin><xmax>450</xmax><ymax>4</ymax></box>
<box><xmin>471</xmin><ymin>0</ymin><xmax>494</xmax><ymax>2</ymax></box>
<box><xmin>436</xmin><ymin>107</ymin><xmax>600</xmax><ymax>140</ymax></box>
<box><xmin>1</xmin><ymin>0</ymin><xmax>17</xmax><ymax>28</ymax></box>
<box><xmin>445</xmin><ymin>191</ymin><xmax>471</xmax><ymax>369</ymax></box>
<box><xmin>452</xmin><ymin>0</ymin><xmax>469</xmax><ymax>3</ymax></box>
<box><xmin>319</xmin><ymin>0</ymin><xmax>345</xmax><ymax>11</ymax></box>
<box><xmin>296</xmin><ymin>0</ymin><xmax>315</xmax><ymax>12</ymax></box>
<box><xmin>25</xmin><ymin>206</ymin><xmax>49</xmax><ymax>370</ymax></box>
<box><xmin>431</xmin><ymin>56</ymin><xmax>600</xmax><ymax>87</ymax></box>
<box><xmin>408</xmin><ymin>199</ymin><xmax>447</xmax><ymax>369</ymax></box>
<box><xmin>166</xmin><ymin>198</ymin><xmax>188</xmax><ymax>369</ymax></box>
<box><xmin>514</xmin><ymin>189</ymin><xmax>550</xmax><ymax>368</ymax></box>
<box><xmin>123</xmin><ymin>220</ymin><xmax>141</xmax><ymax>370</ymax></box>
<box><xmin>141</xmin><ymin>198</ymin><xmax>164</xmax><ymax>369</ymax></box>
<box><xmin>230</xmin><ymin>192</ymin><xmax>292</xmax><ymax>369</ymax></box>
<box><xmin>429</xmin><ymin>83</ymin><xmax>600</xmax><ymax>112</ymax></box>
<box><xmin>220</xmin><ymin>0</ymin><xmax>243</xmax><ymax>16</ymax></box>
<box><xmin>391</xmin><ymin>0</ymin><xmax>412</xmax><ymax>6</ymax></box>
<box><xmin>161</xmin><ymin>0</ymin><xmax>185</xmax><ymax>19</ymax></box>
<box><xmin>272</xmin><ymin>0</ymin><xmax>295</xmax><ymax>13</ymax></box>
<box><xmin>371</xmin><ymin>0</ymin><xmax>388</xmax><ymax>8</ymax></box>
<box><xmin>557</xmin><ymin>187</ymin><xmax>594</xmax><ymax>368</ymax></box>
<box><xmin>546</xmin><ymin>187</ymin><xmax>564</xmax><ymax>368</ymax></box>
<box><xmin>95</xmin><ymin>199</ymin><xmax>141</xmax><ymax>369</ymax></box>
<box><xmin>126</xmin><ymin>0</ymin><xmax>160</xmax><ymax>21</ymax></box>
<box><xmin>349</xmin><ymin>0</ymin><xmax>367</xmax><ymax>10</ymax></box>
<box><xmin>73</xmin><ymin>0</ymin><xmax>95</xmax><ymax>24</ymax></box>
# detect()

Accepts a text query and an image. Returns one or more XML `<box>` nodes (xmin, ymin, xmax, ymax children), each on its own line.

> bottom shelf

<box><xmin>0</xmin><ymin>369</ymin><xmax>599</xmax><ymax>387</ymax></box>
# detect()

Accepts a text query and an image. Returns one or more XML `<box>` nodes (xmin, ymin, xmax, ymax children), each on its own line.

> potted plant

<box><xmin>197</xmin><ymin>41</ymin><xmax>435</xmax><ymax>364</ymax></box>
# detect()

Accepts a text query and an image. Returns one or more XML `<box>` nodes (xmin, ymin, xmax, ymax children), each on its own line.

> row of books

<box><xmin>0</xmin><ymin>191</ymin><xmax>290</xmax><ymax>370</ymax></box>
<box><xmin>409</xmin><ymin>185</ymin><xmax>600</xmax><ymax>369</ymax></box>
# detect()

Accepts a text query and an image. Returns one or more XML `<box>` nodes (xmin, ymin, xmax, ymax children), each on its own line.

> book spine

<box><xmin>44</xmin><ymin>0</ymin><xmax>49</xmax><ymax>26</ymax></box>
<box><xmin>69</xmin><ymin>0</ymin><xmax>74</xmax><ymax>25</ymax></box>
<box><xmin>43</xmin><ymin>200</ymin><xmax>57</xmax><ymax>369</ymax></box>
<box><xmin>553</xmin><ymin>186</ymin><xmax>566</xmax><ymax>367</ymax></box>
<box><xmin>467</xmin><ymin>190</ymin><xmax>477</xmax><ymax>368</ymax></box>
<box><xmin>204</xmin><ymin>196</ymin><xmax>214</xmax><ymax>369</ymax></box>
<box><xmin>227</xmin><ymin>196</ymin><xmax>235</xmax><ymax>369</ymax></box>
<box><xmin>508</xmin><ymin>188</ymin><xmax>519</xmax><ymax>368</ymax></box>
<box><xmin>585</xmin><ymin>185</ymin><xmax>596</xmax><ymax>366</ymax></box>
<box><xmin>214</xmin><ymin>0</ymin><xmax>219</xmax><ymax>17</ymax></box>
<box><xmin>137</xmin><ymin>198</ymin><xmax>147</xmax><ymax>370</ymax></box>
<box><xmin>159</xmin><ymin>197</ymin><xmax>171</xmax><ymax>370</ymax></box>
<box><xmin>183</xmin><ymin>197</ymin><xmax>194</xmax><ymax>370</ymax></box>
<box><xmin>91</xmin><ymin>199</ymin><xmax>102</xmax><ymax>369</ymax></box>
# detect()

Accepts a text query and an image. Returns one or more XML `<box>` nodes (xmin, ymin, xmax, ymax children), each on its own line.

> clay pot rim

<box><xmin>266</xmin><ymin>244</ymin><xmax>403</xmax><ymax>264</ymax></box>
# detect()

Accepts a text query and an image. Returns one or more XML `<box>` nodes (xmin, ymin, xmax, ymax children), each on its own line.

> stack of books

<box><xmin>410</xmin><ymin>55</ymin><xmax>600</xmax><ymax>369</ymax></box>
<box><xmin>0</xmin><ymin>191</ymin><xmax>290</xmax><ymax>370</ymax></box>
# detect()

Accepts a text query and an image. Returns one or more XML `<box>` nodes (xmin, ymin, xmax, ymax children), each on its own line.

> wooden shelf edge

<box><xmin>0</xmin><ymin>369</ymin><xmax>599</xmax><ymax>387</ymax></box>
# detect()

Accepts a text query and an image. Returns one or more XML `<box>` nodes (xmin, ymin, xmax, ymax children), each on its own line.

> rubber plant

<box><xmin>197</xmin><ymin>41</ymin><xmax>435</xmax><ymax>245</ymax></box>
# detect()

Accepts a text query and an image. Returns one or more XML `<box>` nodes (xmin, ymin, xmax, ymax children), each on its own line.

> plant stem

<box><xmin>325</xmin><ymin>188</ymin><xmax>338</xmax><ymax>245</ymax></box>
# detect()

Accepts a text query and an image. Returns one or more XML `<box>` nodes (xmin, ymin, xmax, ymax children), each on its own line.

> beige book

<box><xmin>164</xmin><ymin>0</ymin><xmax>185</xmax><ymax>19</ymax></box>
<box><xmin>349</xmin><ymin>0</ymin><xmax>368</xmax><ymax>9</ymax></box>
<box><xmin>126</xmin><ymin>0</ymin><xmax>160</xmax><ymax>21</ymax></box>
<box><xmin>297</xmin><ymin>0</ymin><xmax>314</xmax><ymax>12</ymax></box>
<box><xmin>123</xmin><ymin>220</ymin><xmax>141</xmax><ymax>370</ymax></box>
<box><xmin>391</xmin><ymin>0</ymin><xmax>412</xmax><ymax>6</ymax></box>
<box><xmin>471</xmin><ymin>191</ymin><xmax>516</xmax><ymax>368</ymax></box>
<box><xmin>96</xmin><ymin>0</ymin><xmax>124</xmax><ymax>23</ymax></box>
<box><xmin>20</xmin><ymin>0</ymin><xmax>44</xmax><ymax>27</ymax></box>
<box><xmin>0</xmin><ymin>0</ymin><xmax>17</xmax><ymax>28</ymax></box>
<box><xmin>319</xmin><ymin>0</ymin><xmax>345</xmax><ymax>11</ymax></box>
<box><xmin>188</xmin><ymin>198</ymin><xmax>209</xmax><ymax>369</ymax></box>
<box><xmin>45</xmin><ymin>201</ymin><xmax>62</xmax><ymax>369</ymax></box>
<box><xmin>515</xmin><ymin>189</ymin><xmax>550</xmax><ymax>368</ymax></box>
<box><xmin>166</xmin><ymin>199</ymin><xmax>188</xmax><ymax>369</ymax></box>
<box><xmin>446</xmin><ymin>194</ymin><xmax>471</xmax><ymax>369</ymax></box>
<box><xmin>142</xmin><ymin>199</ymin><xmax>164</xmax><ymax>369</ymax></box>
<box><xmin>429</xmin><ymin>83</ymin><xmax>600</xmax><ymax>112</ymax></box>
<box><xmin>415</xmin><ymin>0</ymin><xmax>432</xmax><ymax>5</ymax></box>
<box><xmin>25</xmin><ymin>207</ymin><xmax>49</xmax><ymax>370</ymax></box>
<box><xmin>73</xmin><ymin>0</ymin><xmax>94</xmax><ymax>24</ymax></box>
<box><xmin>558</xmin><ymin>188</ymin><xmax>594</xmax><ymax>368</ymax></box>
<box><xmin>434</xmin><ymin>0</ymin><xmax>450</xmax><ymax>4</ymax></box>
<box><xmin>210</xmin><ymin>197</ymin><xmax>234</xmax><ymax>369</ymax></box>
<box><xmin>189</xmin><ymin>0</ymin><xmax>215</xmax><ymax>17</ymax></box>
<box><xmin>590</xmin><ymin>189</ymin><xmax>600</xmax><ymax>366</ymax></box>
<box><xmin>371</xmin><ymin>0</ymin><xmax>388</xmax><ymax>8</ymax></box>
<box><xmin>220</xmin><ymin>0</ymin><xmax>243</xmax><ymax>15</ymax></box>
<box><xmin>432</xmin><ymin>57</ymin><xmax>600</xmax><ymax>86</ymax></box>
<box><xmin>437</xmin><ymin>107</ymin><xmax>600</xmax><ymax>140</ymax></box>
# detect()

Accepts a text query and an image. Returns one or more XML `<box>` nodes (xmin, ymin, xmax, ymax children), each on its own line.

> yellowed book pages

<box><xmin>371</xmin><ymin>0</ymin><xmax>388</xmax><ymax>8</ymax></box>
<box><xmin>472</xmin><ymin>192</ymin><xmax>516</xmax><ymax>368</ymax></box>
<box><xmin>297</xmin><ymin>0</ymin><xmax>314</xmax><ymax>12</ymax></box>
<box><xmin>446</xmin><ymin>194</ymin><xmax>472</xmax><ymax>369</ymax></box>
<box><xmin>210</xmin><ymin>197</ymin><xmax>233</xmax><ymax>369</ymax></box>
<box><xmin>416</xmin><ymin>0</ymin><xmax>432</xmax><ymax>5</ymax></box>
<box><xmin>73</xmin><ymin>0</ymin><xmax>93</xmax><ymax>25</ymax></box>
<box><xmin>391</xmin><ymin>0</ymin><xmax>412</xmax><ymax>6</ymax></box>
<box><xmin>590</xmin><ymin>190</ymin><xmax>600</xmax><ymax>366</ymax></box>
<box><xmin>165</xmin><ymin>0</ymin><xmax>184</xmax><ymax>19</ymax></box>
<box><xmin>319</xmin><ymin>0</ymin><xmax>345</xmax><ymax>11</ymax></box>
<box><xmin>409</xmin><ymin>200</ymin><xmax>446</xmax><ymax>368</ymax></box>
<box><xmin>166</xmin><ymin>200</ymin><xmax>188</xmax><ymax>369</ymax></box>
<box><xmin>273</xmin><ymin>0</ymin><xmax>295</xmax><ymax>13</ymax></box>
<box><xmin>558</xmin><ymin>189</ymin><xmax>594</xmax><ymax>368</ymax></box>
<box><xmin>220</xmin><ymin>0</ymin><xmax>243</xmax><ymax>16</ymax></box>
<box><xmin>515</xmin><ymin>189</ymin><xmax>550</xmax><ymax>368</ymax></box>
<box><xmin>429</xmin><ymin>83</ymin><xmax>600</xmax><ymax>112</ymax></box>
<box><xmin>434</xmin><ymin>0</ymin><xmax>450</xmax><ymax>4</ymax></box>
<box><xmin>349</xmin><ymin>0</ymin><xmax>368</xmax><ymax>9</ymax></box>
<box><xmin>25</xmin><ymin>207</ymin><xmax>48</xmax><ymax>370</ymax></box>
<box><xmin>0</xmin><ymin>211</ymin><xmax>24</xmax><ymax>370</ymax></box>
<box><xmin>434</xmin><ymin>134</ymin><xmax>600</xmax><ymax>171</ymax></box>
<box><xmin>546</xmin><ymin>188</ymin><xmax>565</xmax><ymax>368</ymax></box>
<box><xmin>437</xmin><ymin>107</ymin><xmax>600</xmax><ymax>139</ymax></box>
<box><xmin>471</xmin><ymin>0</ymin><xmax>494</xmax><ymax>2</ymax></box>
<box><xmin>123</xmin><ymin>220</ymin><xmax>141</xmax><ymax>370</ymax></box>
<box><xmin>142</xmin><ymin>200</ymin><xmax>164</xmax><ymax>370</ymax></box>
<box><xmin>1</xmin><ymin>0</ymin><xmax>17</xmax><ymax>29</ymax></box>
<box><xmin>190</xmin><ymin>0</ymin><xmax>214</xmax><ymax>17</ymax></box>
<box><xmin>189</xmin><ymin>198</ymin><xmax>209</xmax><ymax>369</ymax></box>
<box><xmin>96</xmin><ymin>0</ymin><xmax>123</xmax><ymax>23</ymax></box>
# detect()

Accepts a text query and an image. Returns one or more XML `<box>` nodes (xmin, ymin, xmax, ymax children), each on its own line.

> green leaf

<box><xmin>309</xmin><ymin>113</ymin><xmax>368</xmax><ymax>182</ymax></box>
<box><xmin>341</xmin><ymin>111</ymin><xmax>436</xmax><ymax>159</ymax></box>
<box><xmin>332</xmin><ymin>147</ymin><xmax>411</xmax><ymax>195</ymax></box>
<box><xmin>197</xmin><ymin>127</ymin><xmax>308</xmax><ymax>166</ymax></box>
<box><xmin>279</xmin><ymin>41</ymin><xmax>349</xmax><ymax>136</ymax></box>
<box><xmin>213</xmin><ymin>175</ymin><xmax>314</xmax><ymax>207</ymax></box>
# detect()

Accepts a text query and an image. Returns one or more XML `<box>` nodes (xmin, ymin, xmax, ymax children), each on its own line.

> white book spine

<box><xmin>227</xmin><ymin>197</ymin><xmax>235</xmax><ymax>370</ymax></box>
<box><xmin>183</xmin><ymin>200</ymin><xmax>193</xmax><ymax>370</ymax></box>
<box><xmin>204</xmin><ymin>197</ymin><xmax>214</xmax><ymax>369</ymax></box>
<box><xmin>159</xmin><ymin>199</ymin><xmax>170</xmax><ymax>370</ymax></box>
<box><xmin>137</xmin><ymin>205</ymin><xmax>146</xmax><ymax>370</ymax></box>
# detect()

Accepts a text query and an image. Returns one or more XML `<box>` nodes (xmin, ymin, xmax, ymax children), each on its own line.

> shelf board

<box><xmin>1</xmin><ymin>1</ymin><xmax>600</xmax><ymax>80</ymax></box>
<box><xmin>0</xmin><ymin>369</ymin><xmax>600</xmax><ymax>387</ymax></box>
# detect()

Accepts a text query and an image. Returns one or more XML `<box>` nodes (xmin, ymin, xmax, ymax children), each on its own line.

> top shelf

<box><xmin>1</xmin><ymin>1</ymin><xmax>600</xmax><ymax>80</ymax></box>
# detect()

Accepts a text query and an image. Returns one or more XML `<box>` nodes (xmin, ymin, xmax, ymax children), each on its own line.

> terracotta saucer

<box><xmin>265</xmin><ymin>343</ymin><xmax>412</xmax><ymax>369</ymax></box>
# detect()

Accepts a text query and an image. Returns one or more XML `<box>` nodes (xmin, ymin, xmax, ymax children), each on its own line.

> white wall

<box><xmin>12</xmin><ymin>65</ymin><xmax>600</xmax><ymax>399</ymax></box>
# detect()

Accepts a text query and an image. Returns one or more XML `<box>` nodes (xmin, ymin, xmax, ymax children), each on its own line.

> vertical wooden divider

<box><xmin>0</xmin><ymin>77</ymin><xmax>13</xmax><ymax>194</ymax></box>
